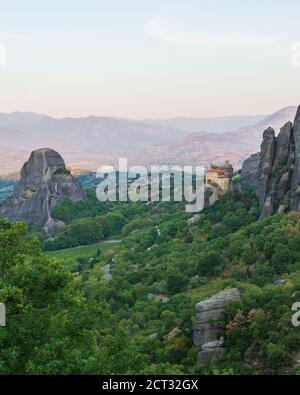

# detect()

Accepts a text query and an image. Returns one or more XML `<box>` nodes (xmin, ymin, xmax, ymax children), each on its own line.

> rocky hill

<box><xmin>242</xmin><ymin>106</ymin><xmax>300</xmax><ymax>219</ymax></box>
<box><xmin>0</xmin><ymin>148</ymin><xmax>86</xmax><ymax>235</ymax></box>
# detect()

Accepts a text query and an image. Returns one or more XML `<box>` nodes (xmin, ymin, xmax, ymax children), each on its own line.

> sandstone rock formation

<box><xmin>193</xmin><ymin>288</ymin><xmax>242</xmax><ymax>364</ymax></box>
<box><xmin>291</xmin><ymin>106</ymin><xmax>300</xmax><ymax>211</ymax></box>
<box><xmin>0</xmin><ymin>148</ymin><xmax>86</xmax><ymax>235</ymax></box>
<box><xmin>242</xmin><ymin>106</ymin><xmax>300</xmax><ymax>219</ymax></box>
<box><xmin>256</xmin><ymin>127</ymin><xmax>276</xmax><ymax>210</ymax></box>
<box><xmin>240</xmin><ymin>153</ymin><xmax>260</xmax><ymax>190</ymax></box>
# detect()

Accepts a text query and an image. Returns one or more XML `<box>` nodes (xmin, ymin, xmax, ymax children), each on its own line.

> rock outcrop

<box><xmin>291</xmin><ymin>106</ymin><xmax>300</xmax><ymax>211</ymax></box>
<box><xmin>193</xmin><ymin>288</ymin><xmax>242</xmax><ymax>364</ymax></box>
<box><xmin>241</xmin><ymin>153</ymin><xmax>260</xmax><ymax>190</ymax></box>
<box><xmin>0</xmin><ymin>148</ymin><xmax>86</xmax><ymax>235</ymax></box>
<box><xmin>257</xmin><ymin>127</ymin><xmax>276</xmax><ymax>210</ymax></box>
<box><xmin>242</xmin><ymin>106</ymin><xmax>300</xmax><ymax>219</ymax></box>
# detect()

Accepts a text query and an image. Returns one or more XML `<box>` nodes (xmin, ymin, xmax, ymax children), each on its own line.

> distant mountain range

<box><xmin>137</xmin><ymin>106</ymin><xmax>298</xmax><ymax>169</ymax></box>
<box><xmin>143</xmin><ymin>114</ymin><xmax>268</xmax><ymax>134</ymax></box>
<box><xmin>0</xmin><ymin>106</ymin><xmax>297</xmax><ymax>176</ymax></box>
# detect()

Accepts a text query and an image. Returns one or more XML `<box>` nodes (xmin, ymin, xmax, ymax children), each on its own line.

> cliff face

<box><xmin>242</xmin><ymin>106</ymin><xmax>300</xmax><ymax>219</ymax></box>
<box><xmin>193</xmin><ymin>288</ymin><xmax>242</xmax><ymax>364</ymax></box>
<box><xmin>0</xmin><ymin>148</ymin><xmax>86</xmax><ymax>235</ymax></box>
<box><xmin>291</xmin><ymin>107</ymin><xmax>300</xmax><ymax>211</ymax></box>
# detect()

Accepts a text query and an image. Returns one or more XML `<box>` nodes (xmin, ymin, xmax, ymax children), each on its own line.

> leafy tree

<box><xmin>166</xmin><ymin>269</ymin><xmax>189</xmax><ymax>294</ymax></box>
<box><xmin>0</xmin><ymin>221</ymin><xmax>102</xmax><ymax>373</ymax></box>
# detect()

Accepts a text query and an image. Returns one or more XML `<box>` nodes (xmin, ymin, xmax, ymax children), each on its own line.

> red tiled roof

<box><xmin>206</xmin><ymin>169</ymin><xmax>231</xmax><ymax>175</ymax></box>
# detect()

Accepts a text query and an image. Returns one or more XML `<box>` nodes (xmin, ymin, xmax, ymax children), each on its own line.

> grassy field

<box><xmin>46</xmin><ymin>240</ymin><xmax>121</xmax><ymax>261</ymax></box>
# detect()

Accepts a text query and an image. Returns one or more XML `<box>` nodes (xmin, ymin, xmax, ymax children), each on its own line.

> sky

<box><xmin>0</xmin><ymin>0</ymin><xmax>299</xmax><ymax>118</ymax></box>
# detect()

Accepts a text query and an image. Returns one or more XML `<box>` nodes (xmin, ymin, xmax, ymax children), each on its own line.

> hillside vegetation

<box><xmin>1</xmin><ymin>184</ymin><xmax>300</xmax><ymax>375</ymax></box>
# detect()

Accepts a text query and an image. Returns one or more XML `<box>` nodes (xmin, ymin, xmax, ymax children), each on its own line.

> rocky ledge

<box><xmin>193</xmin><ymin>288</ymin><xmax>242</xmax><ymax>364</ymax></box>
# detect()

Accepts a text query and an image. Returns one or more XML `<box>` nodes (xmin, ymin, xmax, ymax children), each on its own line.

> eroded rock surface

<box><xmin>241</xmin><ymin>106</ymin><xmax>300</xmax><ymax>218</ymax></box>
<box><xmin>241</xmin><ymin>153</ymin><xmax>260</xmax><ymax>191</ymax></box>
<box><xmin>0</xmin><ymin>148</ymin><xmax>86</xmax><ymax>235</ymax></box>
<box><xmin>193</xmin><ymin>288</ymin><xmax>242</xmax><ymax>364</ymax></box>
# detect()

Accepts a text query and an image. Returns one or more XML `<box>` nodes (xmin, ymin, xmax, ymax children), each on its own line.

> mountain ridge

<box><xmin>0</xmin><ymin>106</ymin><xmax>297</xmax><ymax>176</ymax></box>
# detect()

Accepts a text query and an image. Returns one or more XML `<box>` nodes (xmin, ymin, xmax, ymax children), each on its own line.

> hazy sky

<box><xmin>0</xmin><ymin>0</ymin><xmax>299</xmax><ymax>118</ymax></box>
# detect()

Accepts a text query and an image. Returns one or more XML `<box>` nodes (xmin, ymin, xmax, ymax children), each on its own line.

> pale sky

<box><xmin>0</xmin><ymin>0</ymin><xmax>299</xmax><ymax>118</ymax></box>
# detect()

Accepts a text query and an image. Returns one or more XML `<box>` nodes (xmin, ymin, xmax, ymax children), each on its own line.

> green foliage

<box><xmin>51</xmin><ymin>191</ymin><xmax>112</xmax><ymax>223</ymax></box>
<box><xmin>0</xmin><ymin>220</ymin><xmax>152</xmax><ymax>374</ymax></box>
<box><xmin>46</xmin><ymin>193</ymin><xmax>147</xmax><ymax>250</ymax></box>
<box><xmin>222</xmin><ymin>282</ymin><xmax>300</xmax><ymax>374</ymax></box>
<box><xmin>166</xmin><ymin>269</ymin><xmax>189</xmax><ymax>294</ymax></box>
<box><xmin>3</xmin><ymin>179</ymin><xmax>300</xmax><ymax>375</ymax></box>
<box><xmin>44</xmin><ymin>214</ymin><xmax>125</xmax><ymax>251</ymax></box>
<box><xmin>44</xmin><ymin>217</ymin><xmax>104</xmax><ymax>250</ymax></box>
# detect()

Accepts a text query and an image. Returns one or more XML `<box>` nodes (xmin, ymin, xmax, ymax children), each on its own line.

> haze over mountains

<box><xmin>143</xmin><ymin>114</ymin><xmax>268</xmax><ymax>134</ymax></box>
<box><xmin>0</xmin><ymin>106</ymin><xmax>297</xmax><ymax>177</ymax></box>
<box><xmin>146</xmin><ymin>106</ymin><xmax>298</xmax><ymax>168</ymax></box>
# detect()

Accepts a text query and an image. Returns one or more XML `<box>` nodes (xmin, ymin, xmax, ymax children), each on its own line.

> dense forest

<box><xmin>1</xmin><ymin>180</ymin><xmax>300</xmax><ymax>375</ymax></box>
